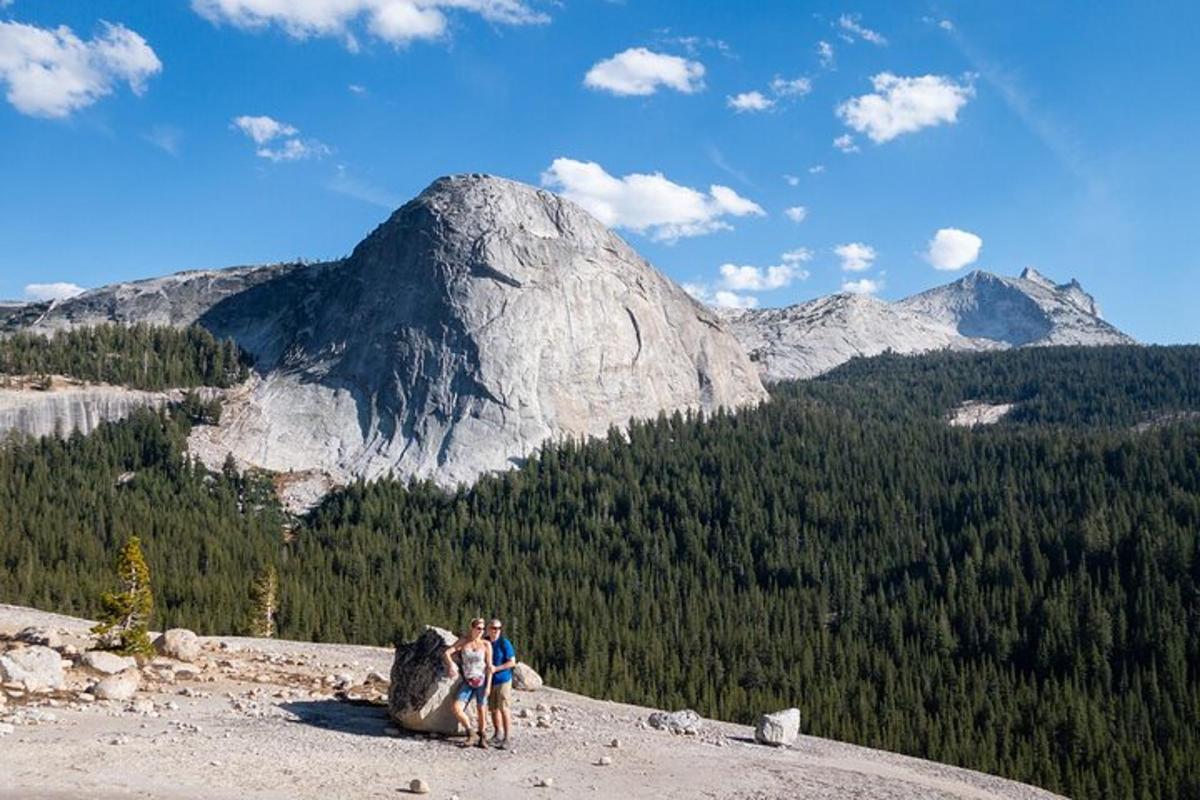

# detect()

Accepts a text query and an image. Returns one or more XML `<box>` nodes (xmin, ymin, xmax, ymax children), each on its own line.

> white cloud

<box><xmin>727</xmin><ymin>90</ymin><xmax>773</xmax><ymax>113</ymax></box>
<box><xmin>232</xmin><ymin>114</ymin><xmax>296</xmax><ymax>144</ymax></box>
<box><xmin>842</xmin><ymin>277</ymin><xmax>882</xmax><ymax>294</ymax></box>
<box><xmin>191</xmin><ymin>0</ymin><xmax>547</xmax><ymax>47</ymax></box>
<box><xmin>837</xmin><ymin>72</ymin><xmax>974</xmax><ymax>143</ymax></box>
<box><xmin>348</xmin><ymin>83</ymin><xmax>366</xmax><ymax>94</ymax></box>
<box><xmin>835</xmin><ymin>242</ymin><xmax>876</xmax><ymax>272</ymax></box>
<box><xmin>784</xmin><ymin>205</ymin><xmax>807</xmax><ymax>223</ymax></box>
<box><xmin>683</xmin><ymin>283</ymin><xmax>758</xmax><ymax>310</ymax></box>
<box><xmin>808</xmin><ymin>164</ymin><xmax>825</xmax><ymax>174</ymax></box>
<box><xmin>541</xmin><ymin>158</ymin><xmax>764</xmax><ymax>242</ymax></box>
<box><xmin>833</xmin><ymin>133</ymin><xmax>859</xmax><ymax>153</ymax></box>
<box><xmin>719</xmin><ymin>262</ymin><xmax>806</xmax><ymax>291</ymax></box>
<box><xmin>817</xmin><ymin>40</ymin><xmax>834</xmax><ymax>68</ymax></box>
<box><xmin>584</xmin><ymin>47</ymin><xmax>704</xmax><ymax>96</ymax></box>
<box><xmin>770</xmin><ymin>76</ymin><xmax>811</xmax><ymax>97</ymax></box>
<box><xmin>232</xmin><ymin>114</ymin><xmax>329</xmax><ymax>161</ymax></box>
<box><xmin>783</xmin><ymin>173</ymin><xmax>800</xmax><ymax>187</ymax></box>
<box><xmin>24</xmin><ymin>282</ymin><xmax>85</xmax><ymax>301</ymax></box>
<box><xmin>713</xmin><ymin>290</ymin><xmax>758</xmax><ymax>309</ymax></box>
<box><xmin>781</xmin><ymin>247</ymin><xmax>812</xmax><ymax>263</ymax></box>
<box><xmin>0</xmin><ymin>20</ymin><xmax>161</xmax><ymax>118</ymax></box>
<box><xmin>838</xmin><ymin>13</ymin><xmax>887</xmax><ymax>45</ymax></box>
<box><xmin>924</xmin><ymin>227</ymin><xmax>982</xmax><ymax>270</ymax></box>
<box><xmin>939</xmin><ymin>19</ymin><xmax>955</xmax><ymax>31</ymax></box>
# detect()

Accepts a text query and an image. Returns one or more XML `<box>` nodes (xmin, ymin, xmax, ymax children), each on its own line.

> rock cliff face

<box><xmin>725</xmin><ymin>269</ymin><xmax>1134</xmax><ymax>382</ymax></box>
<box><xmin>0</xmin><ymin>383</ymin><xmax>178</xmax><ymax>439</ymax></box>
<box><xmin>6</xmin><ymin>174</ymin><xmax>765</xmax><ymax>486</ymax></box>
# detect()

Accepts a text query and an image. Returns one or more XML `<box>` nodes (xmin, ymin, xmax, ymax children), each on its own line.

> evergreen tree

<box><xmin>92</xmin><ymin>536</ymin><xmax>154</xmax><ymax>655</ymax></box>
<box><xmin>246</xmin><ymin>564</ymin><xmax>278</xmax><ymax>638</ymax></box>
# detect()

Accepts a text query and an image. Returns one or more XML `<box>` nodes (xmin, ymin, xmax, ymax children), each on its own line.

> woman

<box><xmin>443</xmin><ymin>617</ymin><xmax>494</xmax><ymax>748</ymax></box>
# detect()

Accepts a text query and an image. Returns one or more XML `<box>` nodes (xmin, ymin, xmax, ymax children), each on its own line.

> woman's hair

<box><xmin>469</xmin><ymin>617</ymin><xmax>486</xmax><ymax>629</ymax></box>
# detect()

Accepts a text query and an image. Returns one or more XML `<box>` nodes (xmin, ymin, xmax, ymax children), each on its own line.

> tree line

<box><xmin>0</xmin><ymin>323</ymin><xmax>249</xmax><ymax>390</ymax></box>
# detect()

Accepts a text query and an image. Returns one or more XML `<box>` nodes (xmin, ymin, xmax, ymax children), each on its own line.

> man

<box><xmin>486</xmin><ymin>618</ymin><xmax>517</xmax><ymax>749</ymax></box>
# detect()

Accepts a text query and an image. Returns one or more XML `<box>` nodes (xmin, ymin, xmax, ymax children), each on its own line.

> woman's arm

<box><xmin>443</xmin><ymin>637</ymin><xmax>464</xmax><ymax>674</ymax></box>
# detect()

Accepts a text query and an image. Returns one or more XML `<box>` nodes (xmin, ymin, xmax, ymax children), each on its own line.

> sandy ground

<box><xmin>0</xmin><ymin>604</ymin><xmax>1066</xmax><ymax>800</ymax></box>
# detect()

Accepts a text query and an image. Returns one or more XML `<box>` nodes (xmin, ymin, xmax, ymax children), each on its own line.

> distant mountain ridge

<box><xmin>722</xmin><ymin>267</ymin><xmax>1134</xmax><ymax>382</ymax></box>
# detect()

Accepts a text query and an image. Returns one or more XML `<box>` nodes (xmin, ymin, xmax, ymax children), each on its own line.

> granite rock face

<box><xmin>724</xmin><ymin>268</ymin><xmax>1135</xmax><ymax>382</ymax></box>
<box><xmin>0</xmin><ymin>383</ymin><xmax>177</xmax><ymax>439</ymax></box>
<box><xmin>388</xmin><ymin>626</ymin><xmax>461</xmax><ymax>734</ymax></box>
<box><xmin>190</xmin><ymin>174</ymin><xmax>767</xmax><ymax>486</ymax></box>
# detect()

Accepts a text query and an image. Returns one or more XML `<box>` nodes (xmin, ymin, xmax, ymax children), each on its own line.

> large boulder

<box><xmin>154</xmin><ymin>629</ymin><xmax>201</xmax><ymax>662</ymax></box>
<box><xmin>93</xmin><ymin>669</ymin><xmax>140</xmax><ymax>701</ymax></box>
<box><xmin>387</xmin><ymin>626</ymin><xmax>461</xmax><ymax>734</ymax></box>
<box><xmin>0</xmin><ymin>645</ymin><xmax>65</xmax><ymax>691</ymax></box>
<box><xmin>80</xmin><ymin>650</ymin><xmax>137</xmax><ymax>675</ymax></box>
<box><xmin>755</xmin><ymin>708</ymin><xmax>800</xmax><ymax>747</ymax></box>
<box><xmin>511</xmin><ymin>662</ymin><xmax>543</xmax><ymax>691</ymax></box>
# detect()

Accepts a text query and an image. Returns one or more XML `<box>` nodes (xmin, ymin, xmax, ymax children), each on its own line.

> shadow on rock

<box><xmin>280</xmin><ymin>699</ymin><xmax>405</xmax><ymax>738</ymax></box>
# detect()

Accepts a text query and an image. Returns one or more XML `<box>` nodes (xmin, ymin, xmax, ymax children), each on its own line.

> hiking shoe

<box><xmin>458</xmin><ymin>732</ymin><xmax>477</xmax><ymax>749</ymax></box>
<box><xmin>496</xmin><ymin>739</ymin><xmax>508</xmax><ymax>751</ymax></box>
<box><xmin>478</xmin><ymin>735</ymin><xmax>489</xmax><ymax>750</ymax></box>
<box><xmin>489</xmin><ymin>734</ymin><xmax>504</xmax><ymax>746</ymax></box>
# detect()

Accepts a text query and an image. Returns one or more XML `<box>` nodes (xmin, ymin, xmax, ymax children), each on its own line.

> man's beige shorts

<box><xmin>489</xmin><ymin>681</ymin><xmax>512</xmax><ymax>710</ymax></box>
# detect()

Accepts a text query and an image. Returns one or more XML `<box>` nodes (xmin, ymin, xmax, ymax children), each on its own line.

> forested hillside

<box><xmin>0</xmin><ymin>324</ymin><xmax>248</xmax><ymax>390</ymax></box>
<box><xmin>2</xmin><ymin>345</ymin><xmax>1198</xmax><ymax>799</ymax></box>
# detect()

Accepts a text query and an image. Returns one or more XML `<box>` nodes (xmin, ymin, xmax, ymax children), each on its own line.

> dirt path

<box><xmin>0</xmin><ymin>604</ymin><xmax>1065</xmax><ymax>800</ymax></box>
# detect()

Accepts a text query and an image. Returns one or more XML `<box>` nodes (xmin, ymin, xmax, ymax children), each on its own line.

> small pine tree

<box><xmin>246</xmin><ymin>564</ymin><xmax>278</xmax><ymax>638</ymax></box>
<box><xmin>92</xmin><ymin>536</ymin><xmax>154</xmax><ymax>655</ymax></box>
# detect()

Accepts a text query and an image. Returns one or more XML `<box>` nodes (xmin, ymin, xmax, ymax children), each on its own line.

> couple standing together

<box><xmin>443</xmin><ymin>617</ymin><xmax>517</xmax><ymax>750</ymax></box>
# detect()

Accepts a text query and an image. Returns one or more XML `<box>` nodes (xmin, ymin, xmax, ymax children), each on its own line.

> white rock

<box><xmin>647</xmin><ymin>709</ymin><xmax>702</xmax><ymax>735</ymax></box>
<box><xmin>15</xmin><ymin>627</ymin><xmax>62</xmax><ymax>649</ymax></box>
<box><xmin>408</xmin><ymin>778</ymin><xmax>430</xmax><ymax>795</ymax></box>
<box><xmin>0</xmin><ymin>722</ymin><xmax>13</xmax><ymax>736</ymax></box>
<box><xmin>754</xmin><ymin>708</ymin><xmax>800</xmax><ymax>747</ymax></box>
<box><xmin>93</xmin><ymin>670</ymin><xmax>140</xmax><ymax>701</ymax></box>
<box><xmin>0</xmin><ymin>646</ymin><xmax>66</xmax><ymax>691</ymax></box>
<box><xmin>512</xmin><ymin>662</ymin><xmax>543</xmax><ymax>691</ymax></box>
<box><xmin>80</xmin><ymin>651</ymin><xmax>137</xmax><ymax>675</ymax></box>
<box><xmin>154</xmin><ymin>629</ymin><xmax>201</xmax><ymax>662</ymax></box>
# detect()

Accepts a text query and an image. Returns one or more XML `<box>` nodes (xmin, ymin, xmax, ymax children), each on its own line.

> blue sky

<box><xmin>0</xmin><ymin>1</ymin><xmax>1196</xmax><ymax>343</ymax></box>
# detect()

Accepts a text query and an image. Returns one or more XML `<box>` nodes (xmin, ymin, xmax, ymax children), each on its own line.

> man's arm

<box><xmin>484</xmin><ymin>641</ymin><xmax>494</xmax><ymax>691</ymax></box>
<box><xmin>495</xmin><ymin>640</ymin><xmax>517</xmax><ymax>672</ymax></box>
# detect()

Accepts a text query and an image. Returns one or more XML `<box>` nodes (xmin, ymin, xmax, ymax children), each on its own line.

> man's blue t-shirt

<box><xmin>491</xmin><ymin>636</ymin><xmax>516</xmax><ymax>684</ymax></box>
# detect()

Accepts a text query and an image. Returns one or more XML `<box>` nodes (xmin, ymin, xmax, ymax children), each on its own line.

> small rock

<box><xmin>609</xmin><ymin>738</ymin><xmax>621</xmax><ymax>749</ymax></box>
<box><xmin>517</xmin><ymin>708</ymin><xmax>530</xmax><ymax>719</ymax></box>
<box><xmin>535</xmin><ymin>703</ymin><xmax>549</xmax><ymax>713</ymax></box>
<box><xmin>93</xmin><ymin>670</ymin><xmax>140</xmax><ymax>701</ymax></box>
<box><xmin>647</xmin><ymin>709</ymin><xmax>702</xmax><ymax>736</ymax></box>
<box><xmin>80</xmin><ymin>651</ymin><xmax>137</xmax><ymax>675</ymax></box>
<box><xmin>15</xmin><ymin>627</ymin><xmax>62</xmax><ymax>649</ymax></box>
<box><xmin>0</xmin><ymin>722</ymin><xmax>13</xmax><ymax>736</ymax></box>
<box><xmin>754</xmin><ymin>708</ymin><xmax>800</xmax><ymax>748</ymax></box>
<box><xmin>77</xmin><ymin>692</ymin><xmax>95</xmax><ymax>704</ymax></box>
<box><xmin>154</xmin><ymin>629</ymin><xmax>201</xmax><ymax>662</ymax></box>
<box><xmin>536</xmin><ymin>716</ymin><xmax>551</xmax><ymax>729</ymax></box>
<box><xmin>408</xmin><ymin>778</ymin><xmax>430</xmax><ymax>795</ymax></box>
<box><xmin>534</xmin><ymin>777</ymin><xmax>554</xmax><ymax>788</ymax></box>
<box><xmin>129</xmin><ymin>698</ymin><xmax>156</xmax><ymax>714</ymax></box>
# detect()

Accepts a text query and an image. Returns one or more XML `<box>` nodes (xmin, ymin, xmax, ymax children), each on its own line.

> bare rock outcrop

<box><xmin>155</xmin><ymin>629</ymin><xmax>201</xmax><ymax>662</ymax></box>
<box><xmin>387</xmin><ymin>626</ymin><xmax>461</xmax><ymax>734</ymax></box>
<box><xmin>723</xmin><ymin>269</ymin><xmax>1135</xmax><ymax>382</ymax></box>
